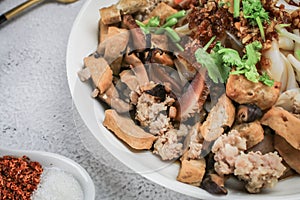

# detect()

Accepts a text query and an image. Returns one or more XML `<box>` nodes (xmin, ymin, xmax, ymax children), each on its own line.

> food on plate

<box><xmin>79</xmin><ymin>0</ymin><xmax>300</xmax><ymax>194</ymax></box>
<box><xmin>103</xmin><ymin>109</ymin><xmax>157</xmax><ymax>150</ymax></box>
<box><xmin>261</xmin><ymin>106</ymin><xmax>300</xmax><ymax>150</ymax></box>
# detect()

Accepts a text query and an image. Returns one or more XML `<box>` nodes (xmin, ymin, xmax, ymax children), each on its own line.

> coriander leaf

<box><xmin>243</xmin><ymin>40</ymin><xmax>262</xmax><ymax>66</ymax></box>
<box><xmin>195</xmin><ymin>48</ymin><xmax>225</xmax><ymax>83</ymax></box>
<box><xmin>242</xmin><ymin>0</ymin><xmax>269</xmax><ymax>40</ymax></box>
<box><xmin>242</xmin><ymin>0</ymin><xmax>269</xmax><ymax>25</ymax></box>
<box><xmin>259</xmin><ymin>72</ymin><xmax>274</xmax><ymax>86</ymax></box>
<box><xmin>218</xmin><ymin>48</ymin><xmax>243</xmax><ymax>66</ymax></box>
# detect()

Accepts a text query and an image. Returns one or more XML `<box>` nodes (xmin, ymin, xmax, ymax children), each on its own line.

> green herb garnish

<box><xmin>242</xmin><ymin>0</ymin><xmax>270</xmax><ymax>40</ymax></box>
<box><xmin>195</xmin><ymin>48</ymin><xmax>226</xmax><ymax>84</ymax></box>
<box><xmin>259</xmin><ymin>72</ymin><xmax>274</xmax><ymax>87</ymax></box>
<box><xmin>233</xmin><ymin>0</ymin><xmax>240</xmax><ymax>18</ymax></box>
<box><xmin>195</xmin><ymin>40</ymin><xmax>274</xmax><ymax>86</ymax></box>
<box><xmin>136</xmin><ymin>16</ymin><xmax>160</xmax><ymax>34</ymax></box>
<box><xmin>166</xmin><ymin>10</ymin><xmax>186</xmax><ymax>21</ymax></box>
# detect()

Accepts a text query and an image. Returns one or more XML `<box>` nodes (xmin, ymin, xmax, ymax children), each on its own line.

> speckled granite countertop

<box><xmin>0</xmin><ymin>0</ymin><xmax>196</xmax><ymax>199</ymax></box>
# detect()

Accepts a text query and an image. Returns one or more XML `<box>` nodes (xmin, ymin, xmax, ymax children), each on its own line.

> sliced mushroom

<box><xmin>97</xmin><ymin>27</ymin><xmax>129</xmax><ymax>70</ymax></box>
<box><xmin>200</xmin><ymin>153</ymin><xmax>228</xmax><ymax>195</ymax></box>
<box><xmin>236</xmin><ymin>104</ymin><xmax>263</xmax><ymax>124</ymax></box>
<box><xmin>151</xmin><ymin>53</ymin><xmax>174</xmax><ymax>67</ymax></box>
<box><xmin>201</xmin><ymin>173</ymin><xmax>228</xmax><ymax>195</ymax></box>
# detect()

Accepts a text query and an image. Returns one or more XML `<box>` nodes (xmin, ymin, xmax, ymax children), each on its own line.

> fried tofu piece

<box><xmin>233</xmin><ymin>121</ymin><xmax>264</xmax><ymax>149</ymax></box>
<box><xmin>177</xmin><ymin>153</ymin><xmax>206</xmax><ymax>186</ymax></box>
<box><xmin>147</xmin><ymin>2</ymin><xmax>177</xmax><ymax>24</ymax></box>
<box><xmin>261</xmin><ymin>107</ymin><xmax>300</xmax><ymax>150</ymax></box>
<box><xmin>99</xmin><ymin>4</ymin><xmax>121</xmax><ymax>25</ymax></box>
<box><xmin>200</xmin><ymin>94</ymin><xmax>236</xmax><ymax>141</ymax></box>
<box><xmin>103</xmin><ymin>109</ymin><xmax>157</xmax><ymax>150</ymax></box>
<box><xmin>274</xmin><ymin>135</ymin><xmax>300</xmax><ymax>174</ymax></box>
<box><xmin>117</xmin><ymin>0</ymin><xmax>147</xmax><ymax>14</ymax></box>
<box><xmin>226</xmin><ymin>74</ymin><xmax>281</xmax><ymax>110</ymax></box>
<box><xmin>84</xmin><ymin>56</ymin><xmax>113</xmax><ymax>94</ymax></box>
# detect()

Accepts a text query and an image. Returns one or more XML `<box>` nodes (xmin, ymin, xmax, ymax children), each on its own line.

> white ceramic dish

<box><xmin>0</xmin><ymin>147</ymin><xmax>95</xmax><ymax>200</ymax></box>
<box><xmin>66</xmin><ymin>0</ymin><xmax>300</xmax><ymax>199</ymax></box>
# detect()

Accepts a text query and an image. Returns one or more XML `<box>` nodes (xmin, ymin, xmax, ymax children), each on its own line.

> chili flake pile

<box><xmin>0</xmin><ymin>155</ymin><xmax>43</xmax><ymax>200</ymax></box>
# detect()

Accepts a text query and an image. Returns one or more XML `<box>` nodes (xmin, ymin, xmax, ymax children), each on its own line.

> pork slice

<box><xmin>103</xmin><ymin>27</ymin><xmax>129</xmax><ymax>65</ymax></box>
<box><xmin>274</xmin><ymin>135</ymin><xmax>300</xmax><ymax>174</ymax></box>
<box><xmin>99</xmin><ymin>19</ymin><xmax>108</xmax><ymax>43</ymax></box>
<box><xmin>232</xmin><ymin>121</ymin><xmax>264</xmax><ymax>149</ymax></box>
<box><xmin>226</xmin><ymin>74</ymin><xmax>281</xmax><ymax>110</ymax></box>
<box><xmin>103</xmin><ymin>109</ymin><xmax>157</xmax><ymax>150</ymax></box>
<box><xmin>261</xmin><ymin>107</ymin><xmax>300</xmax><ymax>150</ymax></box>
<box><xmin>99</xmin><ymin>84</ymin><xmax>132</xmax><ymax>113</ymax></box>
<box><xmin>119</xmin><ymin>70</ymin><xmax>139</xmax><ymax>91</ymax></box>
<box><xmin>123</xmin><ymin>15</ymin><xmax>146</xmax><ymax>51</ymax></box>
<box><xmin>84</xmin><ymin>56</ymin><xmax>113</xmax><ymax>94</ymax></box>
<box><xmin>200</xmin><ymin>94</ymin><xmax>235</xmax><ymax>141</ymax></box>
<box><xmin>99</xmin><ymin>4</ymin><xmax>121</xmax><ymax>25</ymax></box>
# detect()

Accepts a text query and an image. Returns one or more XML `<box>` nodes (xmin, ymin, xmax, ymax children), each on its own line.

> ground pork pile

<box><xmin>212</xmin><ymin>130</ymin><xmax>247</xmax><ymax>176</ymax></box>
<box><xmin>133</xmin><ymin>83</ymin><xmax>175</xmax><ymax>135</ymax></box>
<box><xmin>153</xmin><ymin>128</ymin><xmax>184</xmax><ymax>160</ymax></box>
<box><xmin>234</xmin><ymin>151</ymin><xmax>286</xmax><ymax>193</ymax></box>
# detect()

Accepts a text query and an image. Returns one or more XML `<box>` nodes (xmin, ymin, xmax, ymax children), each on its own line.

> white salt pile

<box><xmin>31</xmin><ymin>168</ymin><xmax>84</xmax><ymax>200</ymax></box>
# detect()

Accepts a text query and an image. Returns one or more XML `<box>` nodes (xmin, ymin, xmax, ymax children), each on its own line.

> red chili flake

<box><xmin>0</xmin><ymin>155</ymin><xmax>43</xmax><ymax>200</ymax></box>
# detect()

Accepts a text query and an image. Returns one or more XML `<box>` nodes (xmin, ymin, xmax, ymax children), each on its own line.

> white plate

<box><xmin>66</xmin><ymin>0</ymin><xmax>300</xmax><ymax>199</ymax></box>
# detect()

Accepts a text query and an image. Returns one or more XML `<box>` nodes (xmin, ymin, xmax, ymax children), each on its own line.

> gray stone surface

<box><xmin>0</xmin><ymin>0</ymin><xmax>196</xmax><ymax>199</ymax></box>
